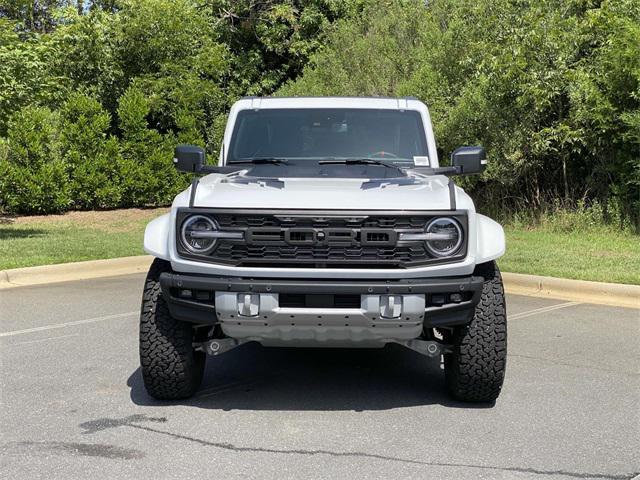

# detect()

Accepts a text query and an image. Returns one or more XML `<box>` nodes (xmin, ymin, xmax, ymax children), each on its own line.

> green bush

<box><xmin>4</xmin><ymin>105</ymin><xmax>61</xmax><ymax>168</ymax></box>
<box><xmin>117</xmin><ymin>86</ymin><xmax>190</xmax><ymax>207</ymax></box>
<box><xmin>1</xmin><ymin>158</ymin><xmax>70</xmax><ymax>214</ymax></box>
<box><xmin>1</xmin><ymin>106</ymin><xmax>70</xmax><ymax>213</ymax></box>
<box><xmin>59</xmin><ymin>92</ymin><xmax>124</xmax><ymax>209</ymax></box>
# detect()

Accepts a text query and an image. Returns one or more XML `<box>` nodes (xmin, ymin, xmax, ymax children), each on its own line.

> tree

<box><xmin>0</xmin><ymin>18</ymin><xmax>62</xmax><ymax>135</ymax></box>
<box><xmin>0</xmin><ymin>0</ymin><xmax>61</xmax><ymax>32</ymax></box>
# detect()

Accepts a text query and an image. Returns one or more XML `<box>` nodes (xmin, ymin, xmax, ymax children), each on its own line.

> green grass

<box><xmin>500</xmin><ymin>226</ymin><xmax>640</xmax><ymax>285</ymax></box>
<box><xmin>1</xmin><ymin>208</ymin><xmax>638</xmax><ymax>285</ymax></box>
<box><xmin>0</xmin><ymin>208</ymin><xmax>167</xmax><ymax>270</ymax></box>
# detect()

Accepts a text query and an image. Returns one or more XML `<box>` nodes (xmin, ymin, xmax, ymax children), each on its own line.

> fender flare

<box><xmin>144</xmin><ymin>213</ymin><xmax>171</xmax><ymax>260</ymax></box>
<box><xmin>475</xmin><ymin>214</ymin><xmax>505</xmax><ymax>264</ymax></box>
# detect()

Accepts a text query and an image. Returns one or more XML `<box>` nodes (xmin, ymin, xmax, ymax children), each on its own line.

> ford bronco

<box><xmin>140</xmin><ymin>96</ymin><xmax>507</xmax><ymax>402</ymax></box>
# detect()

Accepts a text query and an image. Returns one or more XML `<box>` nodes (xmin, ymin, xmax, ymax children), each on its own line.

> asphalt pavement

<box><xmin>1</xmin><ymin>273</ymin><xmax>639</xmax><ymax>480</ymax></box>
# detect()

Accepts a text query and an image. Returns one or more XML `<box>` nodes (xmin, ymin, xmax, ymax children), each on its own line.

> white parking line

<box><xmin>12</xmin><ymin>333</ymin><xmax>79</xmax><ymax>346</ymax></box>
<box><xmin>0</xmin><ymin>311</ymin><xmax>138</xmax><ymax>338</ymax></box>
<box><xmin>510</xmin><ymin>301</ymin><xmax>580</xmax><ymax>320</ymax></box>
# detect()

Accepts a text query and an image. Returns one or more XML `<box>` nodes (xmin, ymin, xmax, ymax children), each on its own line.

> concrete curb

<box><xmin>502</xmin><ymin>272</ymin><xmax>639</xmax><ymax>309</ymax></box>
<box><xmin>0</xmin><ymin>255</ymin><xmax>153</xmax><ymax>289</ymax></box>
<box><xmin>1</xmin><ymin>256</ymin><xmax>638</xmax><ymax>309</ymax></box>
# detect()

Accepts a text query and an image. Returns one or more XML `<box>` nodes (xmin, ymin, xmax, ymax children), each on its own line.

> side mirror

<box><xmin>173</xmin><ymin>144</ymin><xmax>205</xmax><ymax>173</ymax></box>
<box><xmin>451</xmin><ymin>146</ymin><xmax>487</xmax><ymax>174</ymax></box>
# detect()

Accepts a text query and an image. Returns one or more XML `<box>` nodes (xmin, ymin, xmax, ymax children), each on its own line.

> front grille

<box><xmin>214</xmin><ymin>243</ymin><xmax>431</xmax><ymax>267</ymax></box>
<box><xmin>176</xmin><ymin>209</ymin><xmax>467</xmax><ymax>268</ymax></box>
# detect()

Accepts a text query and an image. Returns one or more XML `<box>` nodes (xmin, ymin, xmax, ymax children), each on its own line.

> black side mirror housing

<box><xmin>451</xmin><ymin>146</ymin><xmax>487</xmax><ymax>174</ymax></box>
<box><xmin>174</xmin><ymin>144</ymin><xmax>205</xmax><ymax>173</ymax></box>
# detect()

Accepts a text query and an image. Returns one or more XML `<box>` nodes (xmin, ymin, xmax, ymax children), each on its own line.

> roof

<box><xmin>233</xmin><ymin>96</ymin><xmax>426</xmax><ymax>111</ymax></box>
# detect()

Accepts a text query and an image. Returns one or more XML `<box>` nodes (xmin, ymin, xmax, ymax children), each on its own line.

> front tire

<box><xmin>139</xmin><ymin>259</ymin><xmax>205</xmax><ymax>400</ymax></box>
<box><xmin>444</xmin><ymin>261</ymin><xmax>507</xmax><ymax>402</ymax></box>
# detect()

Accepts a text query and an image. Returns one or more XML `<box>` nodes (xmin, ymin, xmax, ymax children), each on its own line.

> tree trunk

<box><xmin>562</xmin><ymin>157</ymin><xmax>569</xmax><ymax>202</ymax></box>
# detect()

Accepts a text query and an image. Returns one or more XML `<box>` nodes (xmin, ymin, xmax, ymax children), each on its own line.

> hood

<box><xmin>187</xmin><ymin>171</ymin><xmax>456</xmax><ymax>210</ymax></box>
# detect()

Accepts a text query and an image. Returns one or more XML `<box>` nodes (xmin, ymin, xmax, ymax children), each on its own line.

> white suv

<box><xmin>140</xmin><ymin>97</ymin><xmax>507</xmax><ymax>402</ymax></box>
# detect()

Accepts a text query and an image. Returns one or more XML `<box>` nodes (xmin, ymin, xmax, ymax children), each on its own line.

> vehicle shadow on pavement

<box><xmin>127</xmin><ymin>343</ymin><xmax>495</xmax><ymax>410</ymax></box>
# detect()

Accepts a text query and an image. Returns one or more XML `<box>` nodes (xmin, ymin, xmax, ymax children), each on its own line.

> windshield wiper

<box><xmin>229</xmin><ymin>158</ymin><xmax>290</xmax><ymax>165</ymax></box>
<box><xmin>318</xmin><ymin>158</ymin><xmax>400</xmax><ymax>169</ymax></box>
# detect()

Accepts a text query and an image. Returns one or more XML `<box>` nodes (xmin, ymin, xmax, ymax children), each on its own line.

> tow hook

<box><xmin>392</xmin><ymin>339</ymin><xmax>451</xmax><ymax>357</ymax></box>
<box><xmin>194</xmin><ymin>338</ymin><xmax>247</xmax><ymax>356</ymax></box>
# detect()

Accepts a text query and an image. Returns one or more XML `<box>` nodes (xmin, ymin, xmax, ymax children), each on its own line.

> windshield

<box><xmin>227</xmin><ymin>108</ymin><xmax>428</xmax><ymax>163</ymax></box>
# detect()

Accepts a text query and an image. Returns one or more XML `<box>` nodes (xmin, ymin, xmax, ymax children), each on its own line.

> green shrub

<box><xmin>117</xmin><ymin>86</ymin><xmax>190</xmax><ymax>207</ymax></box>
<box><xmin>5</xmin><ymin>105</ymin><xmax>61</xmax><ymax>167</ymax></box>
<box><xmin>1</xmin><ymin>158</ymin><xmax>70</xmax><ymax>214</ymax></box>
<box><xmin>67</xmin><ymin>137</ymin><xmax>124</xmax><ymax>209</ymax></box>
<box><xmin>59</xmin><ymin>92</ymin><xmax>125</xmax><ymax>209</ymax></box>
<box><xmin>1</xmin><ymin>105</ymin><xmax>70</xmax><ymax>214</ymax></box>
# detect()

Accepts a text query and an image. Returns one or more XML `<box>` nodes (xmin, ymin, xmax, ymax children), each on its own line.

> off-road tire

<box><xmin>444</xmin><ymin>261</ymin><xmax>507</xmax><ymax>402</ymax></box>
<box><xmin>139</xmin><ymin>258</ymin><xmax>205</xmax><ymax>400</ymax></box>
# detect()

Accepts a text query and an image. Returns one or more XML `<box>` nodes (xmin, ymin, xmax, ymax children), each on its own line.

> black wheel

<box><xmin>444</xmin><ymin>261</ymin><xmax>507</xmax><ymax>402</ymax></box>
<box><xmin>139</xmin><ymin>258</ymin><xmax>205</xmax><ymax>400</ymax></box>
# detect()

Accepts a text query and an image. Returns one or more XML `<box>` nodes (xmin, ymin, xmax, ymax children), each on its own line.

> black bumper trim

<box><xmin>161</xmin><ymin>272</ymin><xmax>482</xmax><ymax>295</ymax></box>
<box><xmin>159</xmin><ymin>272</ymin><xmax>484</xmax><ymax>327</ymax></box>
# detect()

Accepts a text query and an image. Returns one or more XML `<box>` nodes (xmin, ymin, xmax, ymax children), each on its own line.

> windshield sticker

<box><xmin>413</xmin><ymin>156</ymin><xmax>430</xmax><ymax>166</ymax></box>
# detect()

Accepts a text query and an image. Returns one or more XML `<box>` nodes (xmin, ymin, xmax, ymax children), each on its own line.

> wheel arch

<box><xmin>475</xmin><ymin>214</ymin><xmax>505</xmax><ymax>264</ymax></box>
<box><xmin>144</xmin><ymin>213</ymin><xmax>171</xmax><ymax>260</ymax></box>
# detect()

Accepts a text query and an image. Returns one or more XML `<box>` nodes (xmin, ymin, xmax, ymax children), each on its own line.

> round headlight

<box><xmin>425</xmin><ymin>217</ymin><xmax>463</xmax><ymax>257</ymax></box>
<box><xmin>181</xmin><ymin>215</ymin><xmax>218</xmax><ymax>253</ymax></box>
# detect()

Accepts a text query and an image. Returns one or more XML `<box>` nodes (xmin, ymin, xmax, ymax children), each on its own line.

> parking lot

<box><xmin>1</xmin><ymin>273</ymin><xmax>639</xmax><ymax>480</ymax></box>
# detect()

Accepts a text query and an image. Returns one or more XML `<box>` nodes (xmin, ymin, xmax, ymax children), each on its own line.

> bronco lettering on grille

<box><xmin>246</xmin><ymin>227</ymin><xmax>397</xmax><ymax>246</ymax></box>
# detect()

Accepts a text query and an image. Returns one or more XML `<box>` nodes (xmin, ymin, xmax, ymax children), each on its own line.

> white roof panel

<box><xmin>234</xmin><ymin>96</ymin><xmax>422</xmax><ymax>110</ymax></box>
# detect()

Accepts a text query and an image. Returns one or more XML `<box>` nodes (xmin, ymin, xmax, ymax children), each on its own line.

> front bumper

<box><xmin>159</xmin><ymin>273</ymin><xmax>483</xmax><ymax>345</ymax></box>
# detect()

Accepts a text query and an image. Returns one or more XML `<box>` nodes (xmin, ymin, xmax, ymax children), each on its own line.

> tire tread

<box><xmin>445</xmin><ymin>261</ymin><xmax>507</xmax><ymax>402</ymax></box>
<box><xmin>139</xmin><ymin>259</ymin><xmax>204</xmax><ymax>400</ymax></box>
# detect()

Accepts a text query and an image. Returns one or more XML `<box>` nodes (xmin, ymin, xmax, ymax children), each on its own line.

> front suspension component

<box><xmin>392</xmin><ymin>339</ymin><xmax>451</xmax><ymax>357</ymax></box>
<box><xmin>194</xmin><ymin>338</ymin><xmax>248</xmax><ymax>356</ymax></box>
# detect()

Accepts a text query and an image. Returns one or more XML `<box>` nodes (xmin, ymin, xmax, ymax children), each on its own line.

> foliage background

<box><xmin>0</xmin><ymin>0</ymin><xmax>638</xmax><ymax>231</ymax></box>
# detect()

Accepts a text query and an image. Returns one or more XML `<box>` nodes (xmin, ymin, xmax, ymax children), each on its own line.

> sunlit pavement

<box><xmin>1</xmin><ymin>274</ymin><xmax>639</xmax><ymax>480</ymax></box>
